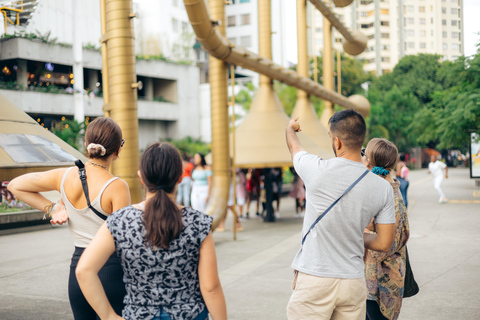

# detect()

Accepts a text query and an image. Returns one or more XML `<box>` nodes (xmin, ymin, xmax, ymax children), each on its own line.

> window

<box><xmin>419</xmin><ymin>18</ymin><xmax>426</xmax><ymax>25</ymax></box>
<box><xmin>361</xmin><ymin>23</ymin><xmax>374</xmax><ymax>28</ymax></box>
<box><xmin>182</xmin><ymin>22</ymin><xmax>188</xmax><ymax>33</ymax></box>
<box><xmin>442</xmin><ymin>31</ymin><xmax>447</xmax><ymax>38</ymax></box>
<box><xmin>419</xmin><ymin>6</ymin><xmax>425</xmax><ymax>12</ymax></box>
<box><xmin>451</xmin><ymin>8</ymin><xmax>458</xmax><ymax>14</ymax></box>
<box><xmin>382</xmin><ymin>45</ymin><xmax>390</xmax><ymax>50</ymax></box>
<box><xmin>442</xmin><ymin>19</ymin><xmax>447</xmax><ymax>26</ymax></box>
<box><xmin>360</xmin><ymin>12</ymin><xmax>368</xmax><ymax>17</ymax></box>
<box><xmin>172</xmin><ymin>18</ymin><xmax>178</xmax><ymax>33</ymax></box>
<box><xmin>381</xmin><ymin>57</ymin><xmax>390</xmax><ymax>62</ymax></box>
<box><xmin>380</xmin><ymin>9</ymin><xmax>389</xmax><ymax>15</ymax></box>
<box><xmin>366</xmin><ymin>58</ymin><xmax>375</xmax><ymax>64</ymax></box>
<box><xmin>241</xmin><ymin>14</ymin><xmax>250</xmax><ymax>25</ymax></box>
<box><xmin>227</xmin><ymin>15</ymin><xmax>236</xmax><ymax>27</ymax></box>
<box><xmin>368</xmin><ymin>34</ymin><xmax>375</xmax><ymax>39</ymax></box>
<box><xmin>381</xmin><ymin>33</ymin><xmax>390</xmax><ymax>39</ymax></box>
<box><xmin>452</xmin><ymin>43</ymin><xmax>459</xmax><ymax>50</ymax></box>
<box><xmin>240</xmin><ymin>0</ymin><xmax>250</xmax><ymax>3</ymax></box>
<box><xmin>381</xmin><ymin>21</ymin><xmax>389</xmax><ymax>26</ymax></box>
<box><xmin>420</xmin><ymin>42</ymin><xmax>426</xmax><ymax>49</ymax></box>
<box><xmin>452</xmin><ymin>32</ymin><xmax>459</xmax><ymax>39</ymax></box>
<box><xmin>407</xmin><ymin>42</ymin><xmax>414</xmax><ymax>48</ymax></box>
<box><xmin>407</xmin><ymin>30</ymin><xmax>415</xmax><ymax>36</ymax></box>
<box><xmin>172</xmin><ymin>0</ymin><xmax>177</xmax><ymax>6</ymax></box>
<box><xmin>240</xmin><ymin>35</ymin><xmax>251</xmax><ymax>47</ymax></box>
<box><xmin>407</xmin><ymin>17</ymin><xmax>414</xmax><ymax>24</ymax></box>
<box><xmin>316</xmin><ymin>27</ymin><xmax>322</xmax><ymax>33</ymax></box>
<box><xmin>361</xmin><ymin>0</ymin><xmax>373</xmax><ymax>5</ymax></box>
<box><xmin>419</xmin><ymin>30</ymin><xmax>426</xmax><ymax>37</ymax></box>
<box><xmin>406</xmin><ymin>5</ymin><xmax>414</xmax><ymax>12</ymax></box>
<box><xmin>451</xmin><ymin>20</ymin><xmax>457</xmax><ymax>26</ymax></box>
<box><xmin>442</xmin><ymin>7</ymin><xmax>446</xmax><ymax>14</ymax></box>
<box><xmin>442</xmin><ymin>43</ymin><xmax>448</xmax><ymax>50</ymax></box>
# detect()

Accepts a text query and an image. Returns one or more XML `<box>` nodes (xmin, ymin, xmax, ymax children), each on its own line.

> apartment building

<box><xmin>312</xmin><ymin>0</ymin><xmax>464</xmax><ymax>75</ymax></box>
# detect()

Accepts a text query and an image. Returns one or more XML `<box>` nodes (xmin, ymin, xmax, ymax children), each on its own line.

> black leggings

<box><xmin>366</xmin><ymin>300</ymin><xmax>389</xmax><ymax>320</ymax></box>
<box><xmin>69</xmin><ymin>247</ymin><xmax>126</xmax><ymax>320</ymax></box>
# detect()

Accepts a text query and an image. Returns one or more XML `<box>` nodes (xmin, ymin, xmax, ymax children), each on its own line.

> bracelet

<box><xmin>42</xmin><ymin>202</ymin><xmax>57</xmax><ymax>220</ymax></box>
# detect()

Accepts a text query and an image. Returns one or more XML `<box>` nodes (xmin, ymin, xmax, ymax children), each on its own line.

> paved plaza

<box><xmin>1</xmin><ymin>168</ymin><xmax>479</xmax><ymax>319</ymax></box>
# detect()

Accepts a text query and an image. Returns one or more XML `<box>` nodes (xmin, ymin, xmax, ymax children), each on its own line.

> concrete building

<box><xmin>225</xmin><ymin>0</ymin><xmax>289</xmax><ymax>85</ymax></box>
<box><xmin>0</xmin><ymin>0</ymin><xmax>202</xmax><ymax>150</ymax></box>
<box><xmin>312</xmin><ymin>0</ymin><xmax>465</xmax><ymax>75</ymax></box>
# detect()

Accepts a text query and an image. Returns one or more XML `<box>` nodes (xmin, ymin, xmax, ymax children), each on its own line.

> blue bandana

<box><xmin>372</xmin><ymin>166</ymin><xmax>390</xmax><ymax>176</ymax></box>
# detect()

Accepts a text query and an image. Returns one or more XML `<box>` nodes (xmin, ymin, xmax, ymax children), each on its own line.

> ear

<box><xmin>334</xmin><ymin>136</ymin><xmax>342</xmax><ymax>151</ymax></box>
<box><xmin>137</xmin><ymin>170</ymin><xmax>145</xmax><ymax>185</ymax></box>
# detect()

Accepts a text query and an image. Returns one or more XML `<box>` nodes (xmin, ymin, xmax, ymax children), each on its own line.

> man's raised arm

<box><xmin>286</xmin><ymin>116</ymin><xmax>305</xmax><ymax>160</ymax></box>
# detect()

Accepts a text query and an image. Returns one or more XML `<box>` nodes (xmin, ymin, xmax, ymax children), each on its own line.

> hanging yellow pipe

<box><xmin>103</xmin><ymin>0</ymin><xmax>141</xmax><ymax>203</ymax></box>
<box><xmin>309</xmin><ymin>0</ymin><xmax>367</xmax><ymax>55</ymax></box>
<box><xmin>182</xmin><ymin>0</ymin><xmax>370</xmax><ymax>117</ymax></box>
<box><xmin>100</xmin><ymin>0</ymin><xmax>110</xmax><ymax>117</ymax></box>
<box><xmin>204</xmin><ymin>0</ymin><xmax>230</xmax><ymax>230</ymax></box>
<box><xmin>320</xmin><ymin>0</ymin><xmax>335</xmax><ymax>127</ymax></box>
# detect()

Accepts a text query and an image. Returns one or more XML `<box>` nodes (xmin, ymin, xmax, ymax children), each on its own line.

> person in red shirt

<box><xmin>176</xmin><ymin>153</ymin><xmax>194</xmax><ymax>207</ymax></box>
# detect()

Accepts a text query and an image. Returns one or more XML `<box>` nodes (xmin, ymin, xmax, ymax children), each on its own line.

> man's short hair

<box><xmin>328</xmin><ymin>110</ymin><xmax>366</xmax><ymax>150</ymax></box>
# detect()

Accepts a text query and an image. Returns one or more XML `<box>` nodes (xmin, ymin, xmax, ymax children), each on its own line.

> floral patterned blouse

<box><xmin>365</xmin><ymin>179</ymin><xmax>410</xmax><ymax>320</ymax></box>
<box><xmin>107</xmin><ymin>206</ymin><xmax>213</xmax><ymax>320</ymax></box>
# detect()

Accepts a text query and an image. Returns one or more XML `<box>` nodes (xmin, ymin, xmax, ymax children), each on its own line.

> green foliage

<box><xmin>1</xmin><ymin>30</ymin><xmax>71</xmax><ymax>47</ymax></box>
<box><xmin>234</xmin><ymin>82</ymin><xmax>255</xmax><ymax>111</ymax></box>
<box><xmin>52</xmin><ymin>120</ymin><xmax>85</xmax><ymax>151</ymax></box>
<box><xmin>370</xmin><ymin>52</ymin><xmax>480</xmax><ymax>153</ymax></box>
<box><xmin>153</xmin><ymin>95</ymin><xmax>172</xmax><ymax>103</ymax></box>
<box><xmin>165</xmin><ymin>136</ymin><xmax>210</xmax><ymax>157</ymax></box>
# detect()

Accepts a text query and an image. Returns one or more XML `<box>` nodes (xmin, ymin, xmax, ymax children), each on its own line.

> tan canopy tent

<box><xmin>0</xmin><ymin>94</ymin><xmax>86</xmax><ymax>181</ymax></box>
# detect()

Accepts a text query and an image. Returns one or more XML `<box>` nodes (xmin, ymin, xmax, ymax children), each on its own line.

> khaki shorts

<box><xmin>287</xmin><ymin>272</ymin><xmax>367</xmax><ymax>320</ymax></box>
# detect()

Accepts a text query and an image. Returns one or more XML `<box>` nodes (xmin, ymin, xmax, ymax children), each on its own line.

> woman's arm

<box><xmin>76</xmin><ymin>223</ymin><xmax>124</xmax><ymax>320</ymax></box>
<box><xmin>7</xmin><ymin>169</ymin><xmax>66</xmax><ymax>212</ymax></box>
<box><xmin>395</xmin><ymin>162</ymin><xmax>404</xmax><ymax>177</ymax></box>
<box><xmin>198</xmin><ymin>232</ymin><xmax>227</xmax><ymax>320</ymax></box>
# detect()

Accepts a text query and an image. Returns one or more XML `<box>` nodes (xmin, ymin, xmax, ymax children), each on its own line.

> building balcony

<box><xmin>0</xmin><ymin>89</ymin><xmax>179</xmax><ymax>121</ymax></box>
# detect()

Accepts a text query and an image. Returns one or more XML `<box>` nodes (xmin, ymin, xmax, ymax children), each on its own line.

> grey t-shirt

<box><xmin>292</xmin><ymin>151</ymin><xmax>395</xmax><ymax>279</ymax></box>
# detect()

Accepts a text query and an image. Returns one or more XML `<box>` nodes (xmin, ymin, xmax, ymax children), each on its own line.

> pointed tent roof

<box><xmin>234</xmin><ymin>86</ymin><xmax>332</xmax><ymax>168</ymax></box>
<box><xmin>0</xmin><ymin>94</ymin><xmax>85</xmax><ymax>181</ymax></box>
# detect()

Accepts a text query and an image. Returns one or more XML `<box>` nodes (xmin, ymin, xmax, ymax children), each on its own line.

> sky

<box><xmin>284</xmin><ymin>0</ymin><xmax>480</xmax><ymax>64</ymax></box>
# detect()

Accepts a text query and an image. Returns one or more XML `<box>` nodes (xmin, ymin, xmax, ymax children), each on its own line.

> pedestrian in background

<box><xmin>428</xmin><ymin>155</ymin><xmax>448</xmax><ymax>204</ymax></box>
<box><xmin>363</xmin><ymin>138</ymin><xmax>410</xmax><ymax>320</ymax></box>
<box><xmin>8</xmin><ymin>117</ymin><xmax>130</xmax><ymax>319</ymax></box>
<box><xmin>396</xmin><ymin>153</ymin><xmax>409</xmax><ymax>207</ymax></box>
<box><xmin>191</xmin><ymin>153</ymin><xmax>212</xmax><ymax>212</ymax></box>
<box><xmin>285</xmin><ymin>110</ymin><xmax>395</xmax><ymax>320</ymax></box>
<box><xmin>176</xmin><ymin>152</ymin><xmax>194</xmax><ymax>207</ymax></box>
<box><xmin>76</xmin><ymin>142</ymin><xmax>227</xmax><ymax>320</ymax></box>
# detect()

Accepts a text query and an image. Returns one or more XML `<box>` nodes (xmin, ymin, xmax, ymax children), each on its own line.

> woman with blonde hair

<box><xmin>362</xmin><ymin>138</ymin><xmax>410</xmax><ymax>320</ymax></box>
<box><xmin>8</xmin><ymin>117</ymin><xmax>131</xmax><ymax>319</ymax></box>
<box><xmin>76</xmin><ymin>142</ymin><xmax>227</xmax><ymax>320</ymax></box>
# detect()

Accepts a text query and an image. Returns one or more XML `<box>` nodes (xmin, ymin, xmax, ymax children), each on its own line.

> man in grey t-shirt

<box><xmin>285</xmin><ymin>110</ymin><xmax>395</xmax><ymax>320</ymax></box>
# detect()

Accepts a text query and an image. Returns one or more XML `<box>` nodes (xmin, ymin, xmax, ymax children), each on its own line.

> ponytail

<box><xmin>140</xmin><ymin>143</ymin><xmax>183</xmax><ymax>249</ymax></box>
<box><xmin>143</xmin><ymin>189</ymin><xmax>182</xmax><ymax>249</ymax></box>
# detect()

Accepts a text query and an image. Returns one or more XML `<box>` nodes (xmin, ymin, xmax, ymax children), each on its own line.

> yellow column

<box><xmin>104</xmin><ymin>0</ymin><xmax>141</xmax><ymax>203</ymax></box>
<box><xmin>320</xmin><ymin>0</ymin><xmax>334</xmax><ymax>127</ymax></box>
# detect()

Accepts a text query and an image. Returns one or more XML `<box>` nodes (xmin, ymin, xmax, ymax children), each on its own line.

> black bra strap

<box><xmin>74</xmin><ymin>160</ymin><xmax>108</xmax><ymax>221</ymax></box>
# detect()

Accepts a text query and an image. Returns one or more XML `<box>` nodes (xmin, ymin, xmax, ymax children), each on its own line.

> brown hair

<box><xmin>84</xmin><ymin>117</ymin><xmax>123</xmax><ymax>159</ymax></box>
<box><xmin>366</xmin><ymin>138</ymin><xmax>398</xmax><ymax>177</ymax></box>
<box><xmin>328</xmin><ymin>109</ymin><xmax>366</xmax><ymax>150</ymax></box>
<box><xmin>140</xmin><ymin>142</ymin><xmax>183</xmax><ymax>249</ymax></box>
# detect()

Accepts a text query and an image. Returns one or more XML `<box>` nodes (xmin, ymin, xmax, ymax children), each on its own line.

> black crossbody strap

<box><xmin>74</xmin><ymin>160</ymin><xmax>108</xmax><ymax>221</ymax></box>
<box><xmin>301</xmin><ymin>169</ymin><xmax>370</xmax><ymax>246</ymax></box>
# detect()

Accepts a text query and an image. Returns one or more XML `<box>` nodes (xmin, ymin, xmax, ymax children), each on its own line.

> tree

<box><xmin>52</xmin><ymin>119</ymin><xmax>85</xmax><ymax>151</ymax></box>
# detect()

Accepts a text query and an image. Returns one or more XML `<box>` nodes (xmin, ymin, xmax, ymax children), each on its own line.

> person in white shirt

<box><xmin>428</xmin><ymin>155</ymin><xmax>448</xmax><ymax>204</ymax></box>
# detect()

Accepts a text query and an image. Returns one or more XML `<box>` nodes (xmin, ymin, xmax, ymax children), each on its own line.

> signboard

<box><xmin>470</xmin><ymin>132</ymin><xmax>480</xmax><ymax>178</ymax></box>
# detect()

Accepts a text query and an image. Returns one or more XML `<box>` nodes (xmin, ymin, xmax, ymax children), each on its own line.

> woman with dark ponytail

<box><xmin>76</xmin><ymin>142</ymin><xmax>227</xmax><ymax>320</ymax></box>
